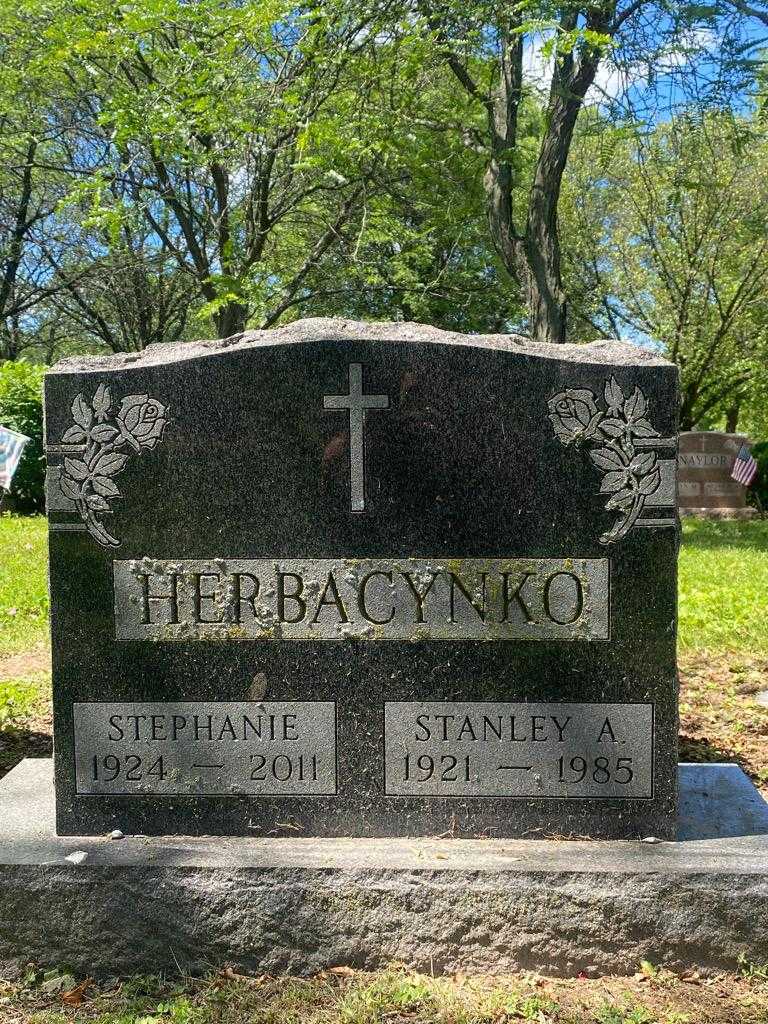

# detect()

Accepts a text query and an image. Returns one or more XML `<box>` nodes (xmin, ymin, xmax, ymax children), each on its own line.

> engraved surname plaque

<box><xmin>74</xmin><ymin>701</ymin><xmax>337</xmax><ymax>796</ymax></box>
<box><xmin>113</xmin><ymin>557</ymin><xmax>609</xmax><ymax>641</ymax></box>
<box><xmin>384</xmin><ymin>702</ymin><xmax>653</xmax><ymax>799</ymax></box>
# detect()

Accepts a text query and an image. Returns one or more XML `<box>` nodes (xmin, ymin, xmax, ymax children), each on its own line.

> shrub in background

<box><xmin>748</xmin><ymin>440</ymin><xmax>768</xmax><ymax>514</ymax></box>
<box><xmin>0</xmin><ymin>363</ymin><xmax>46</xmax><ymax>512</ymax></box>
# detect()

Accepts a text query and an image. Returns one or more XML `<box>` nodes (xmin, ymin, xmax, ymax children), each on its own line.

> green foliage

<box><xmin>562</xmin><ymin>111</ymin><xmax>768</xmax><ymax>429</ymax></box>
<box><xmin>0</xmin><ymin>514</ymin><xmax>49</xmax><ymax>657</ymax></box>
<box><xmin>3</xmin><ymin>0</ymin><xmax>768</xmax><ymax>356</ymax></box>
<box><xmin>596</xmin><ymin>1005</ymin><xmax>656</xmax><ymax>1024</ymax></box>
<box><xmin>747</xmin><ymin>441</ymin><xmax>768</xmax><ymax>512</ymax></box>
<box><xmin>738</xmin><ymin>953</ymin><xmax>768</xmax><ymax>983</ymax></box>
<box><xmin>0</xmin><ymin>363</ymin><xmax>45</xmax><ymax>510</ymax></box>
<box><xmin>9</xmin><ymin>0</ymin><xmax>466</xmax><ymax>340</ymax></box>
<box><xmin>0</xmin><ymin>677</ymin><xmax>40</xmax><ymax>728</ymax></box>
<box><xmin>302</xmin><ymin>66</ymin><xmax>531</xmax><ymax>331</ymax></box>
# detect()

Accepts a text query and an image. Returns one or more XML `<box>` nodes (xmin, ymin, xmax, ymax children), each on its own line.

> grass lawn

<box><xmin>678</xmin><ymin>518</ymin><xmax>768</xmax><ymax>654</ymax></box>
<box><xmin>0</xmin><ymin>514</ymin><xmax>48</xmax><ymax>661</ymax></box>
<box><xmin>0</xmin><ymin>514</ymin><xmax>50</xmax><ymax>748</ymax></box>
<box><xmin>2</xmin><ymin>963</ymin><xmax>768</xmax><ymax>1024</ymax></box>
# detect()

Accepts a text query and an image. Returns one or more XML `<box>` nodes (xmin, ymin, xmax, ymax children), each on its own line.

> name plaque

<box><xmin>74</xmin><ymin>701</ymin><xmax>337</xmax><ymax>796</ymax></box>
<box><xmin>113</xmin><ymin>557</ymin><xmax>609</xmax><ymax>641</ymax></box>
<box><xmin>384</xmin><ymin>702</ymin><xmax>653</xmax><ymax>799</ymax></box>
<box><xmin>679</xmin><ymin>453</ymin><xmax>731</xmax><ymax>469</ymax></box>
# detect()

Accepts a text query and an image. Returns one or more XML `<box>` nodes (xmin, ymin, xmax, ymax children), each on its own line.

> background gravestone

<box><xmin>44</xmin><ymin>319</ymin><xmax>679</xmax><ymax>839</ymax></box>
<box><xmin>678</xmin><ymin>431</ymin><xmax>754</xmax><ymax>517</ymax></box>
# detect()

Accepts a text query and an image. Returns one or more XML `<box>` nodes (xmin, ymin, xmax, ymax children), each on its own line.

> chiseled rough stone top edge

<box><xmin>679</xmin><ymin>430</ymin><xmax>752</xmax><ymax>441</ymax></box>
<box><xmin>1</xmin><ymin>760</ymin><xmax>767</xmax><ymax>871</ymax></box>
<box><xmin>47</xmin><ymin>318</ymin><xmax>671</xmax><ymax>375</ymax></box>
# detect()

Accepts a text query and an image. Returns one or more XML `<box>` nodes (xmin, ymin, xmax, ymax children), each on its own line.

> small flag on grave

<box><xmin>0</xmin><ymin>425</ymin><xmax>30</xmax><ymax>491</ymax></box>
<box><xmin>730</xmin><ymin>443</ymin><xmax>758</xmax><ymax>487</ymax></box>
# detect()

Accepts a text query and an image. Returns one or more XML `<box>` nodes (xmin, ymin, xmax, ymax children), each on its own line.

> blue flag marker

<box><xmin>0</xmin><ymin>425</ymin><xmax>30</xmax><ymax>491</ymax></box>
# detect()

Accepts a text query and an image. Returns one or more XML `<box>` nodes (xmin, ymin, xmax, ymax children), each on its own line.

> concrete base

<box><xmin>1</xmin><ymin>759</ymin><xmax>767</xmax><ymax>978</ymax></box>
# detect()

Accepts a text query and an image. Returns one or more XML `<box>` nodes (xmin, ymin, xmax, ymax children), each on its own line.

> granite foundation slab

<box><xmin>1</xmin><ymin>759</ymin><xmax>767</xmax><ymax>979</ymax></box>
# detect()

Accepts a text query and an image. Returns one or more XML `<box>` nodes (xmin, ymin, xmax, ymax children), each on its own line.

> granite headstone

<box><xmin>44</xmin><ymin>319</ymin><xmax>679</xmax><ymax>838</ymax></box>
<box><xmin>678</xmin><ymin>431</ymin><xmax>753</xmax><ymax>516</ymax></box>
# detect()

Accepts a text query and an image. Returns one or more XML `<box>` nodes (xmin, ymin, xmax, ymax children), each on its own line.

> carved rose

<box><xmin>548</xmin><ymin>379</ymin><xmax>666</xmax><ymax>544</ymax></box>
<box><xmin>116</xmin><ymin>395</ymin><xmax>168</xmax><ymax>452</ymax></box>
<box><xmin>547</xmin><ymin>390</ymin><xmax>602</xmax><ymax>445</ymax></box>
<box><xmin>58</xmin><ymin>386</ymin><xmax>169</xmax><ymax>547</ymax></box>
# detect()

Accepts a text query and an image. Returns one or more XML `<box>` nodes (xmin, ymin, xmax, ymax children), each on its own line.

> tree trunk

<box><xmin>486</xmin><ymin>163</ymin><xmax>568</xmax><ymax>345</ymax></box>
<box><xmin>519</xmin><ymin>237</ymin><xmax>568</xmax><ymax>345</ymax></box>
<box><xmin>725</xmin><ymin>401</ymin><xmax>741</xmax><ymax>433</ymax></box>
<box><xmin>481</xmin><ymin>22</ymin><xmax>604</xmax><ymax>344</ymax></box>
<box><xmin>216</xmin><ymin>301</ymin><xmax>249</xmax><ymax>339</ymax></box>
<box><xmin>0</xmin><ymin>138</ymin><xmax>37</xmax><ymax>326</ymax></box>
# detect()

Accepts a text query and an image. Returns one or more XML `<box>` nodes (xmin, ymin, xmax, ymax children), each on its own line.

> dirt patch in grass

<box><xmin>0</xmin><ymin>710</ymin><xmax>52</xmax><ymax>780</ymax></box>
<box><xmin>0</xmin><ymin>644</ymin><xmax>52</xmax><ymax>781</ymax></box>
<box><xmin>678</xmin><ymin>650</ymin><xmax>768</xmax><ymax>797</ymax></box>
<box><xmin>0</xmin><ymin>643</ymin><xmax>50</xmax><ymax>682</ymax></box>
<box><xmin>1</xmin><ymin>965</ymin><xmax>767</xmax><ymax>1024</ymax></box>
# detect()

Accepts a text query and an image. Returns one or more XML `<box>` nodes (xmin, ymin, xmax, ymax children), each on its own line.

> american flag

<box><xmin>730</xmin><ymin>443</ymin><xmax>758</xmax><ymax>487</ymax></box>
<box><xmin>0</xmin><ymin>425</ymin><xmax>30</xmax><ymax>491</ymax></box>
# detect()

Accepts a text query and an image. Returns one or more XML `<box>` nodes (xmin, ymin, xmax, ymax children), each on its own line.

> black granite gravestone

<box><xmin>44</xmin><ymin>319</ymin><xmax>679</xmax><ymax>838</ymax></box>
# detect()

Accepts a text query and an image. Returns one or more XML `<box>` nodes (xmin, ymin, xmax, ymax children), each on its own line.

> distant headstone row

<box><xmin>44</xmin><ymin>320</ymin><xmax>679</xmax><ymax>839</ymax></box>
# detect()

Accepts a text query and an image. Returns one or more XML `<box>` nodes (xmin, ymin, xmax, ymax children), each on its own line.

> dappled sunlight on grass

<box><xmin>679</xmin><ymin>519</ymin><xmax>768</xmax><ymax>653</ymax></box>
<box><xmin>0</xmin><ymin>513</ymin><xmax>49</xmax><ymax>658</ymax></box>
<box><xmin>681</xmin><ymin>517</ymin><xmax>768</xmax><ymax>552</ymax></box>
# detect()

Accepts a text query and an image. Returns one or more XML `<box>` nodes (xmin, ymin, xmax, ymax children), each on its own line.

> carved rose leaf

<box><xmin>624</xmin><ymin>387</ymin><xmax>647</xmax><ymax>422</ymax></box>
<box><xmin>63</xmin><ymin>457</ymin><xmax>89</xmax><ymax>481</ymax></box>
<box><xmin>62</xmin><ymin>425</ymin><xmax>87</xmax><ymax>444</ymax></box>
<box><xmin>71</xmin><ymin>394</ymin><xmax>92</xmax><ymax>430</ymax></box>
<box><xmin>604</xmin><ymin>377</ymin><xmax>624</xmax><ymax>413</ymax></box>
<box><xmin>93</xmin><ymin>451</ymin><xmax>129</xmax><ymax>476</ymax></box>
<box><xmin>605</xmin><ymin>488</ymin><xmax>634</xmax><ymax>510</ymax></box>
<box><xmin>599</xmin><ymin>418</ymin><xmax>625</xmax><ymax>438</ymax></box>
<box><xmin>90</xmin><ymin>423</ymin><xmax>119</xmax><ymax>444</ymax></box>
<box><xmin>92</xmin><ymin>383</ymin><xmax>112</xmax><ymax>421</ymax></box>
<box><xmin>639</xmin><ymin>469</ymin><xmax>661</xmax><ymax>495</ymax></box>
<box><xmin>92</xmin><ymin>476</ymin><xmax>121</xmax><ymax>498</ymax></box>
<box><xmin>630</xmin><ymin>451</ymin><xmax>657</xmax><ymax>475</ymax></box>
<box><xmin>59</xmin><ymin>475</ymin><xmax>83</xmax><ymax>501</ymax></box>
<box><xmin>590</xmin><ymin>447</ymin><xmax>625</xmax><ymax>473</ymax></box>
<box><xmin>630</xmin><ymin>418</ymin><xmax>659</xmax><ymax>438</ymax></box>
<box><xmin>600</xmin><ymin>470</ymin><xmax>629</xmax><ymax>493</ymax></box>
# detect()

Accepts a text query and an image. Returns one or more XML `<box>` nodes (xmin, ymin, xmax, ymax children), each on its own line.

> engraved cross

<box><xmin>323</xmin><ymin>363</ymin><xmax>389</xmax><ymax>513</ymax></box>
